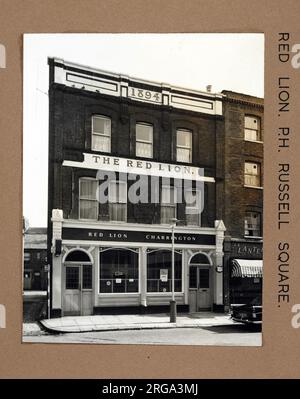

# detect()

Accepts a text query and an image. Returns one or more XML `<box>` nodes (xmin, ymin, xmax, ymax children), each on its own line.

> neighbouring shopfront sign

<box><xmin>62</xmin><ymin>227</ymin><xmax>216</xmax><ymax>246</ymax></box>
<box><xmin>230</xmin><ymin>241</ymin><xmax>263</xmax><ymax>258</ymax></box>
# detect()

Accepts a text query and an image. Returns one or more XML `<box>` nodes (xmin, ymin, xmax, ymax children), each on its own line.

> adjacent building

<box><xmin>219</xmin><ymin>91</ymin><xmax>263</xmax><ymax>309</ymax></box>
<box><xmin>23</xmin><ymin>227</ymin><xmax>48</xmax><ymax>321</ymax></box>
<box><xmin>23</xmin><ymin>227</ymin><xmax>48</xmax><ymax>291</ymax></box>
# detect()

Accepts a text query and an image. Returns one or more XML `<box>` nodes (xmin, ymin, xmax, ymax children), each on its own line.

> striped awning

<box><xmin>231</xmin><ymin>259</ymin><xmax>263</xmax><ymax>278</ymax></box>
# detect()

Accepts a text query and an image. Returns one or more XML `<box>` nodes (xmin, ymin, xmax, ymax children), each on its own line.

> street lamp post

<box><xmin>170</xmin><ymin>218</ymin><xmax>178</xmax><ymax>323</ymax></box>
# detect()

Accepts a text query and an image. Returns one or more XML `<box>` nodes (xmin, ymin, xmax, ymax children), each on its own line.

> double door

<box><xmin>63</xmin><ymin>264</ymin><xmax>93</xmax><ymax>316</ymax></box>
<box><xmin>189</xmin><ymin>266</ymin><xmax>211</xmax><ymax>312</ymax></box>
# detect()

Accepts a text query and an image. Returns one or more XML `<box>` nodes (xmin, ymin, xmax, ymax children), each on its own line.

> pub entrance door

<box><xmin>189</xmin><ymin>265</ymin><xmax>212</xmax><ymax>312</ymax></box>
<box><xmin>63</xmin><ymin>264</ymin><xmax>93</xmax><ymax>316</ymax></box>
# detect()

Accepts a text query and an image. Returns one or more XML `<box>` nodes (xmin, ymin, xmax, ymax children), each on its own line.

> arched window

<box><xmin>64</xmin><ymin>250</ymin><xmax>93</xmax><ymax>291</ymax></box>
<box><xmin>189</xmin><ymin>253</ymin><xmax>210</xmax><ymax>265</ymax></box>
<box><xmin>147</xmin><ymin>250</ymin><xmax>182</xmax><ymax>293</ymax></box>
<box><xmin>99</xmin><ymin>249</ymin><xmax>138</xmax><ymax>293</ymax></box>
<box><xmin>65</xmin><ymin>250</ymin><xmax>91</xmax><ymax>263</ymax></box>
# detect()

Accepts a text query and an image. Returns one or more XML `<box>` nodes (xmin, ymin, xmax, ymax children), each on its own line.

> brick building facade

<box><xmin>220</xmin><ymin>91</ymin><xmax>263</xmax><ymax>309</ymax></box>
<box><xmin>24</xmin><ymin>227</ymin><xmax>48</xmax><ymax>291</ymax></box>
<box><xmin>47</xmin><ymin>58</ymin><xmax>227</xmax><ymax>317</ymax></box>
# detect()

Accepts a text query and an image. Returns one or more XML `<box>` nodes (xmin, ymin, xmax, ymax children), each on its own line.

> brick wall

<box><xmin>221</xmin><ymin>91</ymin><xmax>264</xmax><ymax>238</ymax></box>
<box><xmin>48</xmin><ymin>83</ymin><xmax>220</xmax><ymax>228</ymax></box>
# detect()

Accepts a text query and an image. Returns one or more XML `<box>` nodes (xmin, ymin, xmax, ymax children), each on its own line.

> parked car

<box><xmin>230</xmin><ymin>296</ymin><xmax>262</xmax><ymax>324</ymax></box>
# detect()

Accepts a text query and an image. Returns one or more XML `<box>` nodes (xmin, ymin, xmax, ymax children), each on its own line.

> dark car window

<box><xmin>251</xmin><ymin>296</ymin><xmax>262</xmax><ymax>306</ymax></box>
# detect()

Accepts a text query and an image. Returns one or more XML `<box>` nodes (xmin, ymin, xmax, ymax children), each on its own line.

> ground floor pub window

<box><xmin>99</xmin><ymin>248</ymin><xmax>139</xmax><ymax>293</ymax></box>
<box><xmin>147</xmin><ymin>250</ymin><xmax>182</xmax><ymax>292</ymax></box>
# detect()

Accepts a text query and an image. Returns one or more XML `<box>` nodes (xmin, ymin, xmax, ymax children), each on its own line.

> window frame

<box><xmin>244</xmin><ymin>115</ymin><xmax>262</xmax><ymax>143</ymax></box>
<box><xmin>244</xmin><ymin>211</ymin><xmax>262</xmax><ymax>238</ymax></box>
<box><xmin>244</xmin><ymin>161</ymin><xmax>262</xmax><ymax>188</ymax></box>
<box><xmin>99</xmin><ymin>248</ymin><xmax>139</xmax><ymax>294</ymax></box>
<box><xmin>176</xmin><ymin>129</ymin><xmax>193</xmax><ymax>164</ymax></box>
<box><xmin>160</xmin><ymin>185</ymin><xmax>177</xmax><ymax>225</ymax></box>
<box><xmin>185</xmin><ymin>188</ymin><xmax>201</xmax><ymax>227</ymax></box>
<box><xmin>135</xmin><ymin>122</ymin><xmax>153</xmax><ymax>159</ymax></box>
<box><xmin>108</xmin><ymin>179</ymin><xmax>128</xmax><ymax>223</ymax></box>
<box><xmin>146</xmin><ymin>249</ymin><xmax>183</xmax><ymax>294</ymax></box>
<box><xmin>91</xmin><ymin>114</ymin><xmax>112</xmax><ymax>153</ymax></box>
<box><xmin>79</xmin><ymin>177</ymin><xmax>99</xmax><ymax>221</ymax></box>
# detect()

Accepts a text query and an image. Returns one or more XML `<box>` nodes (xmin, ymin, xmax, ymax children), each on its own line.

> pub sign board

<box><xmin>62</xmin><ymin>227</ymin><xmax>216</xmax><ymax>246</ymax></box>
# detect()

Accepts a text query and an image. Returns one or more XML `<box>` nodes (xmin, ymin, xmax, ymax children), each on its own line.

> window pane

<box><xmin>245</xmin><ymin>129</ymin><xmax>258</xmax><ymax>142</ymax></box>
<box><xmin>109</xmin><ymin>181</ymin><xmax>127</xmax><ymax>203</ymax></box>
<box><xmin>161</xmin><ymin>206</ymin><xmax>175</xmax><ymax>224</ymax></box>
<box><xmin>82</xmin><ymin>265</ymin><xmax>92</xmax><ymax>289</ymax></box>
<box><xmin>244</xmin><ymin>116</ymin><xmax>261</xmax><ymax>141</ymax></box>
<box><xmin>177</xmin><ymin>130</ymin><xmax>192</xmax><ymax>163</ymax></box>
<box><xmin>177</xmin><ymin>147</ymin><xmax>191</xmax><ymax>163</ymax></box>
<box><xmin>186</xmin><ymin>213</ymin><xmax>200</xmax><ymax>226</ymax></box>
<box><xmin>80</xmin><ymin>200</ymin><xmax>98</xmax><ymax>219</ymax></box>
<box><xmin>109</xmin><ymin>203</ymin><xmax>127</xmax><ymax>222</ymax></box>
<box><xmin>244</xmin><ymin>163</ymin><xmax>260</xmax><ymax>186</ymax></box>
<box><xmin>245</xmin><ymin>116</ymin><xmax>260</xmax><ymax>130</ymax></box>
<box><xmin>66</xmin><ymin>267</ymin><xmax>79</xmax><ymax>290</ymax></box>
<box><xmin>185</xmin><ymin>189</ymin><xmax>200</xmax><ymax>207</ymax></box>
<box><xmin>109</xmin><ymin>181</ymin><xmax>118</xmax><ymax>203</ymax></box>
<box><xmin>147</xmin><ymin>250</ymin><xmax>182</xmax><ymax>292</ymax></box>
<box><xmin>177</xmin><ymin>130</ymin><xmax>191</xmax><ymax>147</ymax></box>
<box><xmin>92</xmin><ymin>116</ymin><xmax>111</xmax><ymax>135</ymax></box>
<box><xmin>118</xmin><ymin>182</ymin><xmax>127</xmax><ymax>203</ymax></box>
<box><xmin>80</xmin><ymin>179</ymin><xmax>97</xmax><ymax>199</ymax></box>
<box><xmin>100</xmin><ymin>279</ymin><xmax>113</xmax><ymax>293</ymax></box>
<box><xmin>245</xmin><ymin>175</ymin><xmax>260</xmax><ymax>186</ymax></box>
<box><xmin>92</xmin><ymin>135</ymin><xmax>111</xmax><ymax>152</ymax></box>
<box><xmin>99</xmin><ymin>249</ymin><xmax>138</xmax><ymax>293</ymax></box>
<box><xmin>136</xmin><ymin>142</ymin><xmax>152</xmax><ymax>158</ymax></box>
<box><xmin>245</xmin><ymin>212</ymin><xmax>261</xmax><ymax>236</ymax></box>
<box><xmin>136</xmin><ymin>124</ymin><xmax>153</xmax><ymax>142</ymax></box>
<box><xmin>162</xmin><ymin>186</ymin><xmax>175</xmax><ymax>204</ymax></box>
<box><xmin>199</xmin><ymin>269</ymin><xmax>210</xmax><ymax>288</ymax></box>
<box><xmin>189</xmin><ymin>266</ymin><xmax>197</xmax><ymax>288</ymax></box>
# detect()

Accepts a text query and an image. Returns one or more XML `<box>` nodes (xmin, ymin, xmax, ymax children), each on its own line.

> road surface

<box><xmin>23</xmin><ymin>324</ymin><xmax>262</xmax><ymax>346</ymax></box>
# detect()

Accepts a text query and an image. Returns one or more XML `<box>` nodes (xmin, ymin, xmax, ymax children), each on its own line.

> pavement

<box><xmin>37</xmin><ymin>312</ymin><xmax>234</xmax><ymax>334</ymax></box>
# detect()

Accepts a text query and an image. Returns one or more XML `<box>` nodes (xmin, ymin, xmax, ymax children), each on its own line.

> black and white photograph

<box><xmin>23</xmin><ymin>33</ymin><xmax>264</xmax><ymax>346</ymax></box>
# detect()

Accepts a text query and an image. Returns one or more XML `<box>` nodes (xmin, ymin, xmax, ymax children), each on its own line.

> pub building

<box><xmin>47</xmin><ymin>58</ymin><xmax>227</xmax><ymax>317</ymax></box>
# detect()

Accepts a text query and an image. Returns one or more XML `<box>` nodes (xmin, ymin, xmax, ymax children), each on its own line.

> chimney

<box><xmin>206</xmin><ymin>85</ymin><xmax>212</xmax><ymax>93</ymax></box>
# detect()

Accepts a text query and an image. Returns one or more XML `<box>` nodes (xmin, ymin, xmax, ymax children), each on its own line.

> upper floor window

<box><xmin>185</xmin><ymin>189</ymin><xmax>201</xmax><ymax>226</ymax></box>
<box><xmin>109</xmin><ymin>180</ymin><xmax>127</xmax><ymax>222</ymax></box>
<box><xmin>161</xmin><ymin>185</ymin><xmax>176</xmax><ymax>224</ymax></box>
<box><xmin>136</xmin><ymin>123</ymin><xmax>153</xmax><ymax>158</ymax></box>
<box><xmin>244</xmin><ymin>115</ymin><xmax>261</xmax><ymax>142</ymax></box>
<box><xmin>79</xmin><ymin>178</ymin><xmax>98</xmax><ymax>220</ymax></box>
<box><xmin>176</xmin><ymin>129</ymin><xmax>192</xmax><ymax>163</ymax></box>
<box><xmin>24</xmin><ymin>252</ymin><xmax>31</xmax><ymax>262</ymax></box>
<box><xmin>245</xmin><ymin>211</ymin><xmax>261</xmax><ymax>237</ymax></box>
<box><xmin>92</xmin><ymin>115</ymin><xmax>111</xmax><ymax>153</ymax></box>
<box><xmin>244</xmin><ymin>162</ymin><xmax>261</xmax><ymax>187</ymax></box>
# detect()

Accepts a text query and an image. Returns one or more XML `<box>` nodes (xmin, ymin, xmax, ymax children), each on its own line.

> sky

<box><xmin>23</xmin><ymin>33</ymin><xmax>264</xmax><ymax>227</ymax></box>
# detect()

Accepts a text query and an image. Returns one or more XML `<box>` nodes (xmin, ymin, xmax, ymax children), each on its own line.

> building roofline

<box><xmin>222</xmin><ymin>89</ymin><xmax>264</xmax><ymax>108</ymax></box>
<box><xmin>48</xmin><ymin>57</ymin><xmax>225</xmax><ymax>100</ymax></box>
